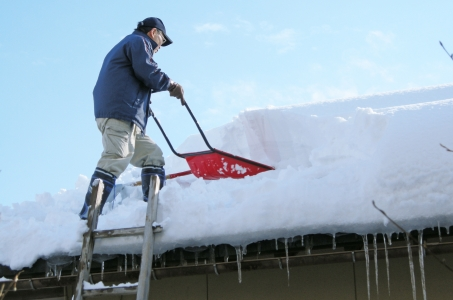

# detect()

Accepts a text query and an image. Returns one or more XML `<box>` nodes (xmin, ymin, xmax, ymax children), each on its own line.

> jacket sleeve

<box><xmin>127</xmin><ymin>36</ymin><xmax>171</xmax><ymax>92</ymax></box>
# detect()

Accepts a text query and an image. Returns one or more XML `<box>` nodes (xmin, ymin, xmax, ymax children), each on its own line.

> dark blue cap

<box><xmin>138</xmin><ymin>17</ymin><xmax>173</xmax><ymax>46</ymax></box>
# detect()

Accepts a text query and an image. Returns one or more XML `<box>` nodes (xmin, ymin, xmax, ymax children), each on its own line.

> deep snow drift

<box><xmin>1</xmin><ymin>84</ymin><xmax>453</xmax><ymax>270</ymax></box>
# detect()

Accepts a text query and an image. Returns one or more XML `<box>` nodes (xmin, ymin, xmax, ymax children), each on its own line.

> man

<box><xmin>79</xmin><ymin>17</ymin><xmax>184</xmax><ymax>219</ymax></box>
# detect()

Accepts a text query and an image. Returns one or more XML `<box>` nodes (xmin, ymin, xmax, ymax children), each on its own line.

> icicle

<box><xmin>132</xmin><ymin>254</ymin><xmax>135</xmax><ymax>270</ymax></box>
<box><xmin>57</xmin><ymin>266</ymin><xmax>63</xmax><ymax>280</ymax></box>
<box><xmin>237</xmin><ymin>246</ymin><xmax>243</xmax><ymax>262</ymax></box>
<box><xmin>101</xmin><ymin>261</ymin><xmax>104</xmax><ymax>281</ymax></box>
<box><xmin>209</xmin><ymin>245</ymin><xmax>215</xmax><ymax>264</ymax></box>
<box><xmin>383</xmin><ymin>234</ymin><xmax>390</xmax><ymax>297</ymax></box>
<box><xmin>419</xmin><ymin>231</ymin><xmax>427</xmax><ymax>300</ymax></box>
<box><xmin>162</xmin><ymin>253</ymin><xmax>166</xmax><ymax>268</ymax></box>
<box><xmin>235</xmin><ymin>246</ymin><xmax>242</xmax><ymax>283</ymax></box>
<box><xmin>72</xmin><ymin>256</ymin><xmax>77</xmax><ymax>275</ymax></box>
<box><xmin>373</xmin><ymin>234</ymin><xmax>379</xmax><ymax>300</ymax></box>
<box><xmin>275</xmin><ymin>239</ymin><xmax>279</xmax><ymax>251</ymax></box>
<box><xmin>405</xmin><ymin>233</ymin><xmax>417</xmax><ymax>300</ymax></box>
<box><xmin>224</xmin><ymin>245</ymin><xmax>229</xmax><ymax>262</ymax></box>
<box><xmin>46</xmin><ymin>255</ymin><xmax>72</xmax><ymax>281</ymax></box>
<box><xmin>352</xmin><ymin>252</ymin><xmax>357</xmax><ymax>295</ymax></box>
<box><xmin>284</xmin><ymin>238</ymin><xmax>290</xmax><ymax>286</ymax></box>
<box><xmin>242</xmin><ymin>245</ymin><xmax>247</xmax><ymax>256</ymax></box>
<box><xmin>301</xmin><ymin>235</ymin><xmax>304</xmax><ymax>247</ymax></box>
<box><xmin>438</xmin><ymin>221</ymin><xmax>442</xmax><ymax>242</ymax></box>
<box><xmin>363</xmin><ymin>235</ymin><xmax>371</xmax><ymax>300</ymax></box>
<box><xmin>305</xmin><ymin>236</ymin><xmax>312</xmax><ymax>255</ymax></box>
<box><xmin>180</xmin><ymin>249</ymin><xmax>187</xmax><ymax>266</ymax></box>
<box><xmin>124</xmin><ymin>254</ymin><xmax>127</xmax><ymax>275</ymax></box>
<box><xmin>45</xmin><ymin>264</ymin><xmax>51</xmax><ymax>277</ymax></box>
<box><xmin>278</xmin><ymin>258</ymin><xmax>283</xmax><ymax>269</ymax></box>
<box><xmin>195</xmin><ymin>251</ymin><xmax>199</xmax><ymax>266</ymax></box>
<box><xmin>387</xmin><ymin>233</ymin><xmax>392</xmax><ymax>246</ymax></box>
<box><xmin>332</xmin><ymin>234</ymin><xmax>336</xmax><ymax>250</ymax></box>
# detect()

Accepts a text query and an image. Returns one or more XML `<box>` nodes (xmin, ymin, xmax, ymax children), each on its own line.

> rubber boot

<box><xmin>141</xmin><ymin>165</ymin><xmax>165</xmax><ymax>202</ymax></box>
<box><xmin>79</xmin><ymin>168</ymin><xmax>116</xmax><ymax>220</ymax></box>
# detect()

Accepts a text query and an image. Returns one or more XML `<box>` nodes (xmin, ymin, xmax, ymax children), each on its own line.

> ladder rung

<box><xmin>94</xmin><ymin>227</ymin><xmax>145</xmax><ymax>238</ymax></box>
<box><xmin>74</xmin><ymin>176</ymin><xmax>161</xmax><ymax>300</ymax></box>
<box><xmin>93</xmin><ymin>225</ymin><xmax>162</xmax><ymax>239</ymax></box>
<box><xmin>83</xmin><ymin>285</ymin><xmax>138</xmax><ymax>297</ymax></box>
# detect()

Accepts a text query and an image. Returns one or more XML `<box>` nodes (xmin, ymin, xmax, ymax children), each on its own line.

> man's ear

<box><xmin>147</xmin><ymin>28</ymin><xmax>157</xmax><ymax>39</ymax></box>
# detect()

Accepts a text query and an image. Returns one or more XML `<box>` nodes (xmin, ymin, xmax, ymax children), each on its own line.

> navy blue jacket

<box><xmin>93</xmin><ymin>30</ymin><xmax>171</xmax><ymax>133</ymax></box>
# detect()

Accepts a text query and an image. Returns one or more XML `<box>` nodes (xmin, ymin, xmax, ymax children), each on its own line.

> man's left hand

<box><xmin>168</xmin><ymin>81</ymin><xmax>186</xmax><ymax>106</ymax></box>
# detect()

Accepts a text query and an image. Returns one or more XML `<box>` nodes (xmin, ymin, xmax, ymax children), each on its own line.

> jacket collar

<box><xmin>133</xmin><ymin>30</ymin><xmax>159</xmax><ymax>49</ymax></box>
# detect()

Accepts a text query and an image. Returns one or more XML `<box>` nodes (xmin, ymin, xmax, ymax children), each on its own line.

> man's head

<box><xmin>146</xmin><ymin>28</ymin><xmax>167</xmax><ymax>53</ymax></box>
<box><xmin>137</xmin><ymin>17</ymin><xmax>172</xmax><ymax>53</ymax></box>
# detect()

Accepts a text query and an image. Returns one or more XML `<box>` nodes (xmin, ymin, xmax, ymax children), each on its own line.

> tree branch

<box><xmin>372</xmin><ymin>200</ymin><xmax>453</xmax><ymax>273</ymax></box>
<box><xmin>0</xmin><ymin>270</ymin><xmax>23</xmax><ymax>300</ymax></box>
<box><xmin>440</xmin><ymin>143</ymin><xmax>453</xmax><ymax>152</ymax></box>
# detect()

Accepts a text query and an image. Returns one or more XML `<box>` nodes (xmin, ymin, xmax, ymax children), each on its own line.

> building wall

<box><xmin>120</xmin><ymin>252</ymin><xmax>453</xmax><ymax>300</ymax></box>
<box><xmin>6</xmin><ymin>252</ymin><xmax>453</xmax><ymax>299</ymax></box>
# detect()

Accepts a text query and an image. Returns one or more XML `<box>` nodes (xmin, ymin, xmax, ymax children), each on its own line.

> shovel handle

<box><xmin>130</xmin><ymin>170</ymin><xmax>193</xmax><ymax>186</ymax></box>
<box><xmin>149</xmin><ymin>100</ymin><xmax>216</xmax><ymax>159</ymax></box>
<box><xmin>166</xmin><ymin>170</ymin><xmax>192</xmax><ymax>179</ymax></box>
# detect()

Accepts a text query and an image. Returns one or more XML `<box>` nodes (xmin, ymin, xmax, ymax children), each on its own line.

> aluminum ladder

<box><xmin>73</xmin><ymin>175</ymin><xmax>161</xmax><ymax>300</ymax></box>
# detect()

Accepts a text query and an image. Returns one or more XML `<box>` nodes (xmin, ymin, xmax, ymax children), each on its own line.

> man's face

<box><xmin>147</xmin><ymin>28</ymin><xmax>166</xmax><ymax>54</ymax></box>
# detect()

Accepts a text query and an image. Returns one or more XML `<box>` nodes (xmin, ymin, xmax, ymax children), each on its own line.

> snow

<box><xmin>0</xmin><ymin>276</ymin><xmax>12</xmax><ymax>282</ymax></box>
<box><xmin>83</xmin><ymin>281</ymin><xmax>138</xmax><ymax>290</ymax></box>
<box><xmin>1</xmin><ymin>84</ymin><xmax>453</xmax><ymax>271</ymax></box>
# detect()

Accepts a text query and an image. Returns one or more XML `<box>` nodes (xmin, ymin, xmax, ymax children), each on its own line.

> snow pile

<box><xmin>83</xmin><ymin>281</ymin><xmax>138</xmax><ymax>290</ymax></box>
<box><xmin>0</xmin><ymin>178</ymin><xmax>89</xmax><ymax>270</ymax></box>
<box><xmin>0</xmin><ymin>277</ymin><xmax>12</xmax><ymax>282</ymax></box>
<box><xmin>1</xmin><ymin>84</ymin><xmax>453</xmax><ymax>270</ymax></box>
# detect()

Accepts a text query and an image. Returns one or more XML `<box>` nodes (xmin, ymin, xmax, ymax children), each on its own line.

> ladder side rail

<box><xmin>74</xmin><ymin>180</ymin><xmax>104</xmax><ymax>300</ymax></box>
<box><xmin>136</xmin><ymin>175</ymin><xmax>160</xmax><ymax>300</ymax></box>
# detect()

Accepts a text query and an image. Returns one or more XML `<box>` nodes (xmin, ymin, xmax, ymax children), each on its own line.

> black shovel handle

<box><xmin>150</xmin><ymin>101</ymin><xmax>215</xmax><ymax>158</ymax></box>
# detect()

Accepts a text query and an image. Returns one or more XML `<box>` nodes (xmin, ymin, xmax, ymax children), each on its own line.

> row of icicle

<box><xmin>44</xmin><ymin>225</ymin><xmax>449</xmax><ymax>299</ymax></box>
<box><xmin>362</xmin><ymin>231</ymin><xmax>427</xmax><ymax>300</ymax></box>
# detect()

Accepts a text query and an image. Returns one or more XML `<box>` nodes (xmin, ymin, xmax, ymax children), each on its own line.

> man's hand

<box><xmin>168</xmin><ymin>81</ymin><xmax>186</xmax><ymax>106</ymax></box>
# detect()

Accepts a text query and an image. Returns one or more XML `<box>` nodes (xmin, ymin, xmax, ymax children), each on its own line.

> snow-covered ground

<box><xmin>1</xmin><ymin>84</ymin><xmax>453</xmax><ymax>271</ymax></box>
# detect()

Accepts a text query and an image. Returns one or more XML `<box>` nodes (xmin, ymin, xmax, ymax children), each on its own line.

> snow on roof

<box><xmin>1</xmin><ymin>84</ymin><xmax>453</xmax><ymax>270</ymax></box>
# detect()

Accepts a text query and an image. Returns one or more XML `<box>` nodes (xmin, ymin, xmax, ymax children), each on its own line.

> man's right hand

<box><xmin>168</xmin><ymin>81</ymin><xmax>186</xmax><ymax>106</ymax></box>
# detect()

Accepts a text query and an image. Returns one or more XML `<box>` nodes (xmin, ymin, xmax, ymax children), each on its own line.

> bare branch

<box><xmin>440</xmin><ymin>143</ymin><xmax>453</xmax><ymax>152</ymax></box>
<box><xmin>0</xmin><ymin>270</ymin><xmax>23</xmax><ymax>300</ymax></box>
<box><xmin>372</xmin><ymin>201</ymin><xmax>453</xmax><ymax>274</ymax></box>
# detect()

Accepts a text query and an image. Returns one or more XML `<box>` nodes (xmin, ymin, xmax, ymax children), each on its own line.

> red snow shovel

<box><xmin>151</xmin><ymin>102</ymin><xmax>274</xmax><ymax>180</ymax></box>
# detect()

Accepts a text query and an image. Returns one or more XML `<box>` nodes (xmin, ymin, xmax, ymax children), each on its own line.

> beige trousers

<box><xmin>96</xmin><ymin>118</ymin><xmax>165</xmax><ymax>178</ymax></box>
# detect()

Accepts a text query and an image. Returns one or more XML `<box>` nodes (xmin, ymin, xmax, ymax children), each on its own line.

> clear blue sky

<box><xmin>1</xmin><ymin>0</ymin><xmax>452</xmax><ymax>206</ymax></box>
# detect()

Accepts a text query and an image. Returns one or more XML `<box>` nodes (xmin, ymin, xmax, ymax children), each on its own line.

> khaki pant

<box><xmin>96</xmin><ymin>118</ymin><xmax>165</xmax><ymax>178</ymax></box>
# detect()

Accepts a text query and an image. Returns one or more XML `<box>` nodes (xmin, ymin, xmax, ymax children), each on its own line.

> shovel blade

<box><xmin>184</xmin><ymin>150</ymin><xmax>274</xmax><ymax>180</ymax></box>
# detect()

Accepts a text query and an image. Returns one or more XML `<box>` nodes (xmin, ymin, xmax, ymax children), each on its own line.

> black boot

<box><xmin>141</xmin><ymin>165</ymin><xmax>165</xmax><ymax>202</ymax></box>
<box><xmin>79</xmin><ymin>168</ymin><xmax>116</xmax><ymax>220</ymax></box>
